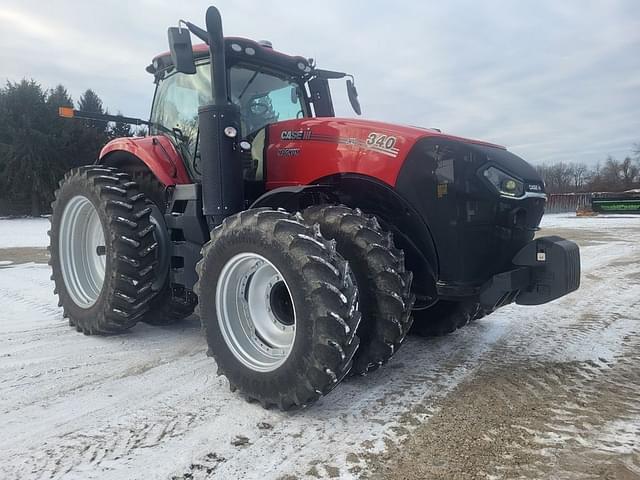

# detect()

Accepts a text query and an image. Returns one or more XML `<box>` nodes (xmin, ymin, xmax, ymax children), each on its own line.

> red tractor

<box><xmin>50</xmin><ymin>6</ymin><xmax>580</xmax><ymax>409</ymax></box>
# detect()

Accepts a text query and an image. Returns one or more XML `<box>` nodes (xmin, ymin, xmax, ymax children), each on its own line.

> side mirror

<box><xmin>346</xmin><ymin>79</ymin><xmax>361</xmax><ymax>116</ymax></box>
<box><xmin>167</xmin><ymin>27</ymin><xmax>196</xmax><ymax>74</ymax></box>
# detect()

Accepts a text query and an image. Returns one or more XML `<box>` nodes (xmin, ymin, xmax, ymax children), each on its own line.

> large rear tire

<box><xmin>130</xmin><ymin>171</ymin><xmax>197</xmax><ymax>325</ymax></box>
<box><xmin>195</xmin><ymin>209</ymin><xmax>361</xmax><ymax>410</ymax></box>
<box><xmin>49</xmin><ymin>166</ymin><xmax>158</xmax><ymax>334</ymax></box>
<box><xmin>303</xmin><ymin>205</ymin><xmax>414</xmax><ymax>375</ymax></box>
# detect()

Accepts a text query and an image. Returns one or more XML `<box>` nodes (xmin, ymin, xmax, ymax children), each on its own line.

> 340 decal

<box><xmin>365</xmin><ymin>132</ymin><xmax>400</xmax><ymax>157</ymax></box>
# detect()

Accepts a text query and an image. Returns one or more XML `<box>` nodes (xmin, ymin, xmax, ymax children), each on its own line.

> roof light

<box><xmin>231</xmin><ymin>43</ymin><xmax>242</xmax><ymax>52</ymax></box>
<box><xmin>258</xmin><ymin>40</ymin><xmax>273</xmax><ymax>48</ymax></box>
<box><xmin>245</xmin><ymin>47</ymin><xmax>255</xmax><ymax>56</ymax></box>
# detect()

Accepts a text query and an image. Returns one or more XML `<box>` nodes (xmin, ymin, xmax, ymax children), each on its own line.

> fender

<box><xmin>98</xmin><ymin>136</ymin><xmax>191</xmax><ymax>185</ymax></box>
<box><xmin>252</xmin><ymin>174</ymin><xmax>440</xmax><ymax>303</ymax></box>
<box><xmin>251</xmin><ymin>184</ymin><xmax>337</xmax><ymax>211</ymax></box>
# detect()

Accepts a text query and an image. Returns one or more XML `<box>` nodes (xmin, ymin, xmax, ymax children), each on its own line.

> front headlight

<box><xmin>483</xmin><ymin>166</ymin><xmax>524</xmax><ymax>197</ymax></box>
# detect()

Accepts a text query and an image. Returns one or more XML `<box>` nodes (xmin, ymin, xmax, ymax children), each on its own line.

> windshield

<box><xmin>229</xmin><ymin>66</ymin><xmax>305</xmax><ymax>135</ymax></box>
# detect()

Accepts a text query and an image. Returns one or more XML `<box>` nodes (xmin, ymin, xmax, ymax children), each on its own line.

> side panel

<box><xmin>99</xmin><ymin>136</ymin><xmax>191</xmax><ymax>186</ymax></box>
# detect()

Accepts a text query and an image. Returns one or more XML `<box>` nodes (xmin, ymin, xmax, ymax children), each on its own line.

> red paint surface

<box><xmin>266</xmin><ymin>118</ymin><xmax>504</xmax><ymax>190</ymax></box>
<box><xmin>99</xmin><ymin>136</ymin><xmax>190</xmax><ymax>186</ymax></box>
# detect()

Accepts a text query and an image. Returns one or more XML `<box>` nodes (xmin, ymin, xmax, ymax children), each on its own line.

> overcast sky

<box><xmin>1</xmin><ymin>0</ymin><xmax>639</xmax><ymax>165</ymax></box>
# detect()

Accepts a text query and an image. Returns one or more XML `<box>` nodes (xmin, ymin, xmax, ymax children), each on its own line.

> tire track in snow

<box><xmin>1</xmin><ymin>216</ymin><xmax>639</xmax><ymax>480</ymax></box>
<box><xmin>1</xmin><ymin>357</ymin><xmax>218</xmax><ymax>479</ymax></box>
<box><xmin>365</xmin><ymin>218</ymin><xmax>640</xmax><ymax>480</ymax></box>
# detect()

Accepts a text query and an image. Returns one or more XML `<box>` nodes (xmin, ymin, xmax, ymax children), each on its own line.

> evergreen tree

<box><xmin>47</xmin><ymin>84</ymin><xmax>73</xmax><ymax>108</ymax></box>
<box><xmin>73</xmin><ymin>89</ymin><xmax>109</xmax><ymax>166</ymax></box>
<box><xmin>77</xmin><ymin>88</ymin><xmax>107</xmax><ymax>131</ymax></box>
<box><xmin>0</xmin><ymin>80</ymin><xmax>64</xmax><ymax>215</ymax></box>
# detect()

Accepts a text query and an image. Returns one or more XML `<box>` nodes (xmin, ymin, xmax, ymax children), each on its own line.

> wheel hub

<box><xmin>59</xmin><ymin>195</ymin><xmax>106</xmax><ymax>308</ymax></box>
<box><xmin>216</xmin><ymin>253</ymin><xmax>296</xmax><ymax>372</ymax></box>
<box><xmin>269</xmin><ymin>281</ymin><xmax>294</xmax><ymax>326</ymax></box>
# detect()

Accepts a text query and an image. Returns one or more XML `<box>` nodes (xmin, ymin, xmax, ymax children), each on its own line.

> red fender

<box><xmin>99</xmin><ymin>136</ymin><xmax>191</xmax><ymax>186</ymax></box>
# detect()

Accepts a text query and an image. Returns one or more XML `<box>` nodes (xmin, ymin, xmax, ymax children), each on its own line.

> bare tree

<box><xmin>536</xmin><ymin>147</ymin><xmax>640</xmax><ymax>194</ymax></box>
<box><xmin>620</xmin><ymin>157</ymin><xmax>639</xmax><ymax>190</ymax></box>
<box><xmin>571</xmin><ymin>163</ymin><xmax>589</xmax><ymax>191</ymax></box>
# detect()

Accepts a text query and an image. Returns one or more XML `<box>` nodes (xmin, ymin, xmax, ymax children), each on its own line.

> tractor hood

<box><xmin>266</xmin><ymin>117</ymin><xmax>541</xmax><ymax>190</ymax></box>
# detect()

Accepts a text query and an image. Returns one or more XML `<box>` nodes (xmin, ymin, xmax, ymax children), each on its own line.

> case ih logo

<box><xmin>527</xmin><ymin>183</ymin><xmax>543</xmax><ymax>192</ymax></box>
<box><xmin>280</xmin><ymin>130</ymin><xmax>312</xmax><ymax>140</ymax></box>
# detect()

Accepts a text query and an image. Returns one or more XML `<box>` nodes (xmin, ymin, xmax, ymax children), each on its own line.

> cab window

<box><xmin>150</xmin><ymin>62</ymin><xmax>212</xmax><ymax>160</ymax></box>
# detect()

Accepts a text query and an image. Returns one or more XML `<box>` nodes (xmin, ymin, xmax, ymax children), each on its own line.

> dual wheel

<box><xmin>195</xmin><ymin>206</ymin><xmax>415</xmax><ymax>409</ymax></box>
<box><xmin>49</xmin><ymin>167</ymin><xmax>193</xmax><ymax>335</ymax></box>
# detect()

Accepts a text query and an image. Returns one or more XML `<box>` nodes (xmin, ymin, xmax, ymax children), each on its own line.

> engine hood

<box><xmin>266</xmin><ymin>117</ymin><xmax>510</xmax><ymax>189</ymax></box>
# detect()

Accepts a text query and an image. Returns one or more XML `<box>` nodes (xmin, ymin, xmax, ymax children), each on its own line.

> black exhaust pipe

<box><xmin>198</xmin><ymin>5</ymin><xmax>243</xmax><ymax>226</ymax></box>
<box><xmin>205</xmin><ymin>6</ymin><xmax>228</xmax><ymax>106</ymax></box>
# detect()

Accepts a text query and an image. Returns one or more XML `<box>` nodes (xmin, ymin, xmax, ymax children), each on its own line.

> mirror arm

<box><xmin>314</xmin><ymin>69</ymin><xmax>347</xmax><ymax>80</ymax></box>
<box><xmin>181</xmin><ymin>20</ymin><xmax>209</xmax><ymax>44</ymax></box>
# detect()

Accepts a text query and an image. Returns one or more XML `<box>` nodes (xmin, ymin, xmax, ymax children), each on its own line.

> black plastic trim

<box><xmin>165</xmin><ymin>184</ymin><xmax>210</xmax><ymax>291</ymax></box>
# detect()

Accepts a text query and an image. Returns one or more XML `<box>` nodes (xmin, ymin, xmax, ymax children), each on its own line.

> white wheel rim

<box><xmin>215</xmin><ymin>253</ymin><xmax>296</xmax><ymax>372</ymax></box>
<box><xmin>59</xmin><ymin>195</ymin><xmax>106</xmax><ymax>308</ymax></box>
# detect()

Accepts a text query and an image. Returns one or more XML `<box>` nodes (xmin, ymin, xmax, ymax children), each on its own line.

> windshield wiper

<box><xmin>238</xmin><ymin>71</ymin><xmax>259</xmax><ymax>100</ymax></box>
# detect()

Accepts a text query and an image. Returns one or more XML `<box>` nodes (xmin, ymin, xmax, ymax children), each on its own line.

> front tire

<box><xmin>195</xmin><ymin>209</ymin><xmax>361</xmax><ymax>410</ymax></box>
<box><xmin>49</xmin><ymin>166</ymin><xmax>158</xmax><ymax>334</ymax></box>
<box><xmin>303</xmin><ymin>205</ymin><xmax>414</xmax><ymax>375</ymax></box>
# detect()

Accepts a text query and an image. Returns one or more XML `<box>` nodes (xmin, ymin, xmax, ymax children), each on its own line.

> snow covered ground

<box><xmin>0</xmin><ymin>217</ymin><xmax>50</xmax><ymax>248</ymax></box>
<box><xmin>0</xmin><ymin>214</ymin><xmax>638</xmax><ymax>479</ymax></box>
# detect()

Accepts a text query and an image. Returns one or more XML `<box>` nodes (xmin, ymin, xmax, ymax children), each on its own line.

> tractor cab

<box><xmin>146</xmin><ymin>38</ymin><xmax>353</xmax><ymax>182</ymax></box>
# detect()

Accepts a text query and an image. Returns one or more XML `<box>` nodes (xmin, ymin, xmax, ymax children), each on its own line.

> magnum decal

<box><xmin>277</xmin><ymin>147</ymin><xmax>301</xmax><ymax>157</ymax></box>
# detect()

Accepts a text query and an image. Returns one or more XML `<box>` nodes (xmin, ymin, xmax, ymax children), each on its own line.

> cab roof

<box><xmin>147</xmin><ymin>37</ymin><xmax>312</xmax><ymax>78</ymax></box>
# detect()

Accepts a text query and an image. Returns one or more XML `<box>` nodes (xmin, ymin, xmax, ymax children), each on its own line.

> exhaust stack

<box><xmin>198</xmin><ymin>5</ymin><xmax>243</xmax><ymax>226</ymax></box>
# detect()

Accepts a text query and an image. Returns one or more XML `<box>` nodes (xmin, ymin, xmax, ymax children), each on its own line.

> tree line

<box><xmin>536</xmin><ymin>150</ymin><xmax>640</xmax><ymax>194</ymax></box>
<box><xmin>0</xmin><ymin>79</ymin><xmax>142</xmax><ymax>216</ymax></box>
